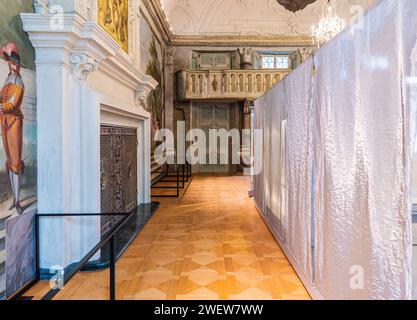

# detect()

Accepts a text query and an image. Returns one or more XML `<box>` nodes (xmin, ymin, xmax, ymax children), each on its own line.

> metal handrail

<box><xmin>151</xmin><ymin>162</ymin><xmax>192</xmax><ymax>198</ymax></box>
<box><xmin>35</xmin><ymin>211</ymin><xmax>133</xmax><ymax>300</ymax></box>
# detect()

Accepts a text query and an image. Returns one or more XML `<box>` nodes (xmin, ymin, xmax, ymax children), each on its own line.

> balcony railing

<box><xmin>177</xmin><ymin>69</ymin><xmax>291</xmax><ymax>101</ymax></box>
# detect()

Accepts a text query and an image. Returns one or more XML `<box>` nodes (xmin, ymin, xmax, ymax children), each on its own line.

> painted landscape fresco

<box><xmin>139</xmin><ymin>14</ymin><xmax>164</xmax><ymax>151</ymax></box>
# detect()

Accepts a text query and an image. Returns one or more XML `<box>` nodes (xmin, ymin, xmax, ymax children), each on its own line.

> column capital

<box><xmin>164</xmin><ymin>46</ymin><xmax>176</xmax><ymax>65</ymax></box>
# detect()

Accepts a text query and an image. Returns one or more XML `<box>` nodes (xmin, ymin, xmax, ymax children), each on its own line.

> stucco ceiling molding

<box><xmin>160</xmin><ymin>0</ymin><xmax>375</xmax><ymax>37</ymax></box>
<box><xmin>170</xmin><ymin>34</ymin><xmax>314</xmax><ymax>47</ymax></box>
<box><xmin>169</xmin><ymin>4</ymin><xmax>197</xmax><ymax>33</ymax></box>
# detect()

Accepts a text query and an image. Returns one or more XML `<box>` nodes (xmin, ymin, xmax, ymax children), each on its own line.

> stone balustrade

<box><xmin>177</xmin><ymin>69</ymin><xmax>291</xmax><ymax>101</ymax></box>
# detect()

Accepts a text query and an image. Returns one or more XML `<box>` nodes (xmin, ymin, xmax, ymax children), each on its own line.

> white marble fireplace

<box><xmin>21</xmin><ymin>4</ymin><xmax>157</xmax><ymax>270</ymax></box>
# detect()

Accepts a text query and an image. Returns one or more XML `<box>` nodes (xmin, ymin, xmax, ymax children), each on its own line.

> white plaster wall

<box><xmin>88</xmin><ymin>70</ymin><xmax>136</xmax><ymax>109</ymax></box>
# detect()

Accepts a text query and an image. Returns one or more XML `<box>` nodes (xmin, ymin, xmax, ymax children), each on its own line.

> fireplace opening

<box><xmin>82</xmin><ymin>124</ymin><xmax>158</xmax><ymax>271</ymax></box>
<box><xmin>100</xmin><ymin>126</ymin><xmax>138</xmax><ymax>235</ymax></box>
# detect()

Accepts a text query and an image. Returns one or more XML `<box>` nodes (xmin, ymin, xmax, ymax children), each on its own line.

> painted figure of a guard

<box><xmin>0</xmin><ymin>42</ymin><xmax>25</xmax><ymax>214</ymax></box>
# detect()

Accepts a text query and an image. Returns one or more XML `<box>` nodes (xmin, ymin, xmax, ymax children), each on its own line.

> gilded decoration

<box><xmin>98</xmin><ymin>0</ymin><xmax>129</xmax><ymax>53</ymax></box>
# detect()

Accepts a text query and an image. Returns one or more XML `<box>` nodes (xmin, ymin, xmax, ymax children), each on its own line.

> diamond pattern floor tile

<box><xmin>25</xmin><ymin>176</ymin><xmax>310</xmax><ymax>300</ymax></box>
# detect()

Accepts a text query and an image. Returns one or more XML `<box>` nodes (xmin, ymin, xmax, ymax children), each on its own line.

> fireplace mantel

<box><xmin>20</xmin><ymin>12</ymin><xmax>157</xmax><ymax>269</ymax></box>
<box><xmin>21</xmin><ymin>13</ymin><xmax>157</xmax><ymax>93</ymax></box>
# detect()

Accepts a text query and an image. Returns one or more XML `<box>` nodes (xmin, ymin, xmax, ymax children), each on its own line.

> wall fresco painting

<box><xmin>0</xmin><ymin>2</ymin><xmax>35</xmax><ymax>70</ymax></box>
<box><xmin>139</xmin><ymin>14</ymin><xmax>164</xmax><ymax>151</ymax></box>
<box><xmin>1</xmin><ymin>42</ymin><xmax>26</xmax><ymax>215</ymax></box>
<box><xmin>0</xmin><ymin>1</ymin><xmax>37</xmax><ymax>300</ymax></box>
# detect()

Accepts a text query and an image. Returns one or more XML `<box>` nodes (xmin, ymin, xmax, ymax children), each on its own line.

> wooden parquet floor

<box><xmin>25</xmin><ymin>175</ymin><xmax>310</xmax><ymax>300</ymax></box>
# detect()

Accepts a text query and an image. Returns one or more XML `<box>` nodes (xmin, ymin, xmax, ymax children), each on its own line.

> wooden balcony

<box><xmin>177</xmin><ymin>69</ymin><xmax>291</xmax><ymax>101</ymax></box>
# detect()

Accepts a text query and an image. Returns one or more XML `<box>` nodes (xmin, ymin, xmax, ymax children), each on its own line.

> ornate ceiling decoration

<box><xmin>276</xmin><ymin>0</ymin><xmax>318</xmax><ymax>12</ymax></box>
<box><xmin>160</xmin><ymin>0</ymin><xmax>374</xmax><ymax>37</ymax></box>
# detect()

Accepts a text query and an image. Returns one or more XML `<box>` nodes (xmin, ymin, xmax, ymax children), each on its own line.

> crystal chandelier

<box><xmin>312</xmin><ymin>0</ymin><xmax>345</xmax><ymax>47</ymax></box>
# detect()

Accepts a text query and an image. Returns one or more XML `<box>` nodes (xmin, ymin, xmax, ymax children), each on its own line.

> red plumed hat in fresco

<box><xmin>1</xmin><ymin>42</ymin><xmax>21</xmax><ymax>66</ymax></box>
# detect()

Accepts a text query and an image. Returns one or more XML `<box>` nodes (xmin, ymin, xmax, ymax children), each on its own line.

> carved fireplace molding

<box><xmin>21</xmin><ymin>12</ymin><xmax>157</xmax><ymax>94</ymax></box>
<box><xmin>20</xmin><ymin>12</ymin><xmax>158</xmax><ymax>270</ymax></box>
<box><xmin>70</xmin><ymin>53</ymin><xmax>99</xmax><ymax>81</ymax></box>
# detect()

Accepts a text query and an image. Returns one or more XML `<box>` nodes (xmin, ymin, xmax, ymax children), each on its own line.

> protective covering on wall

<box><xmin>253</xmin><ymin>0</ymin><xmax>417</xmax><ymax>299</ymax></box>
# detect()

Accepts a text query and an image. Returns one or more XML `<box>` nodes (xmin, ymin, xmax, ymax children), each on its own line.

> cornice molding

<box><xmin>142</xmin><ymin>0</ymin><xmax>173</xmax><ymax>44</ymax></box>
<box><xmin>170</xmin><ymin>35</ymin><xmax>314</xmax><ymax>47</ymax></box>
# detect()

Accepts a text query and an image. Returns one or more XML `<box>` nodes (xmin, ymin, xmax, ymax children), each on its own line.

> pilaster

<box><xmin>164</xmin><ymin>46</ymin><xmax>176</xmax><ymax>132</ymax></box>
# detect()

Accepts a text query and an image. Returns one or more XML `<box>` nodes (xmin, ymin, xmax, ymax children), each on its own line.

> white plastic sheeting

<box><xmin>253</xmin><ymin>0</ymin><xmax>417</xmax><ymax>300</ymax></box>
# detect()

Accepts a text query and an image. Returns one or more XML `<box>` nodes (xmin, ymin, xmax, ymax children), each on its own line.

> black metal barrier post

<box><xmin>33</xmin><ymin>212</ymin><xmax>132</xmax><ymax>301</ymax></box>
<box><xmin>151</xmin><ymin>162</ymin><xmax>192</xmax><ymax>198</ymax></box>
<box><xmin>109</xmin><ymin>235</ymin><xmax>116</xmax><ymax>301</ymax></box>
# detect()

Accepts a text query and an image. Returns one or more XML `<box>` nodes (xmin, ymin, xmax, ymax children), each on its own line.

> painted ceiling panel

<box><xmin>160</xmin><ymin>0</ymin><xmax>374</xmax><ymax>36</ymax></box>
